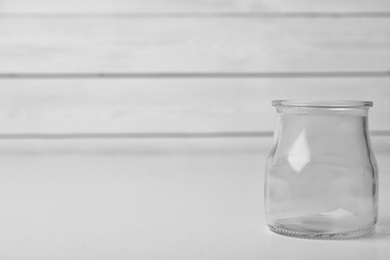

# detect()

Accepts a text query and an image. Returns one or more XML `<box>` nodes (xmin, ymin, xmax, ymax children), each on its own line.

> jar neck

<box><xmin>276</xmin><ymin>106</ymin><xmax>369</xmax><ymax>117</ymax></box>
<box><xmin>274</xmin><ymin>106</ymin><xmax>370</xmax><ymax>138</ymax></box>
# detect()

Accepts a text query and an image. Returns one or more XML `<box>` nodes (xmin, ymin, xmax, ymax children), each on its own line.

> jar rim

<box><xmin>272</xmin><ymin>100</ymin><xmax>373</xmax><ymax>108</ymax></box>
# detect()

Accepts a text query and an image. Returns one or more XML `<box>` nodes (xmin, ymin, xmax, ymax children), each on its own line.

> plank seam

<box><xmin>2</xmin><ymin>12</ymin><xmax>390</xmax><ymax>18</ymax></box>
<box><xmin>0</xmin><ymin>131</ymin><xmax>388</xmax><ymax>139</ymax></box>
<box><xmin>1</xmin><ymin>72</ymin><xmax>389</xmax><ymax>79</ymax></box>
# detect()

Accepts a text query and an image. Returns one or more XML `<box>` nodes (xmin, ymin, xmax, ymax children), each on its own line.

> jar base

<box><xmin>268</xmin><ymin>223</ymin><xmax>375</xmax><ymax>240</ymax></box>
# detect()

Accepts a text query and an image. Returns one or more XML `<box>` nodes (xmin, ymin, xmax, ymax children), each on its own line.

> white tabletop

<box><xmin>0</xmin><ymin>137</ymin><xmax>389</xmax><ymax>260</ymax></box>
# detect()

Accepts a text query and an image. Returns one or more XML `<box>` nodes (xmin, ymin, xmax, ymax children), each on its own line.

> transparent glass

<box><xmin>265</xmin><ymin>100</ymin><xmax>378</xmax><ymax>239</ymax></box>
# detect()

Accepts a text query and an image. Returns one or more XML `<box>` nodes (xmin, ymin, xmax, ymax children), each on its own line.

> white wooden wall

<box><xmin>0</xmin><ymin>0</ymin><xmax>389</xmax><ymax>136</ymax></box>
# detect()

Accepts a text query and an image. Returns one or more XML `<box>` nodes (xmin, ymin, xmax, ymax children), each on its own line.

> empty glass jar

<box><xmin>265</xmin><ymin>100</ymin><xmax>378</xmax><ymax>239</ymax></box>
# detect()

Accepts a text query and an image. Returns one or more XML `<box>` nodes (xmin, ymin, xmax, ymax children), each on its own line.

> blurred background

<box><xmin>0</xmin><ymin>0</ymin><xmax>389</xmax><ymax>136</ymax></box>
<box><xmin>0</xmin><ymin>1</ymin><xmax>389</xmax><ymax>259</ymax></box>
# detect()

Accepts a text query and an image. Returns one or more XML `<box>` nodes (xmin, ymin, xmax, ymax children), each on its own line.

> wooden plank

<box><xmin>1</xmin><ymin>0</ymin><xmax>390</xmax><ymax>13</ymax></box>
<box><xmin>0</xmin><ymin>78</ymin><xmax>389</xmax><ymax>134</ymax></box>
<box><xmin>0</xmin><ymin>18</ymin><xmax>389</xmax><ymax>74</ymax></box>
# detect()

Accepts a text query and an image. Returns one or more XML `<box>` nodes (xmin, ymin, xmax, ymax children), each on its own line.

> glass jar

<box><xmin>265</xmin><ymin>100</ymin><xmax>378</xmax><ymax>239</ymax></box>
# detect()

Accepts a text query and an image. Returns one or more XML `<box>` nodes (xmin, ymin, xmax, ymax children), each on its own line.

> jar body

<box><xmin>265</xmin><ymin>101</ymin><xmax>378</xmax><ymax>239</ymax></box>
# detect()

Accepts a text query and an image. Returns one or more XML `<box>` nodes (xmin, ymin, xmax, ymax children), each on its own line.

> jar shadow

<box><xmin>361</xmin><ymin>216</ymin><xmax>390</xmax><ymax>241</ymax></box>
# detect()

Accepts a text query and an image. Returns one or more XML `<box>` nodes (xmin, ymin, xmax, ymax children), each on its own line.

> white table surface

<box><xmin>0</xmin><ymin>137</ymin><xmax>389</xmax><ymax>260</ymax></box>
